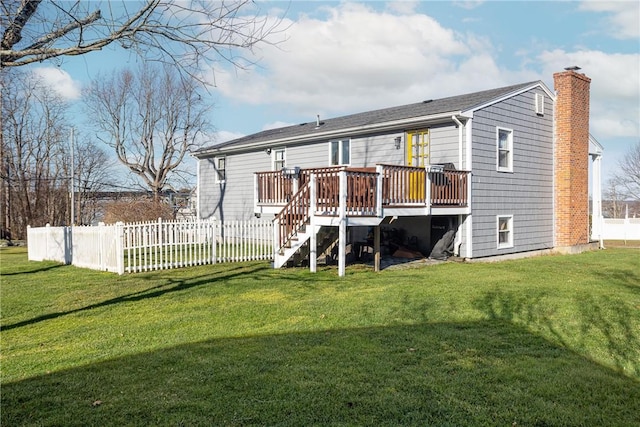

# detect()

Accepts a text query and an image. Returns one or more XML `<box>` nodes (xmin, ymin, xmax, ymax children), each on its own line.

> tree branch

<box><xmin>1</xmin><ymin>0</ymin><xmax>42</xmax><ymax>51</ymax></box>
<box><xmin>23</xmin><ymin>9</ymin><xmax>102</xmax><ymax>53</ymax></box>
<box><xmin>1</xmin><ymin>0</ymin><xmax>288</xmax><ymax>84</ymax></box>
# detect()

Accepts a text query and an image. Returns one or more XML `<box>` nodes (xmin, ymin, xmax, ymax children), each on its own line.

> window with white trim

<box><xmin>329</xmin><ymin>139</ymin><xmax>350</xmax><ymax>166</ymax></box>
<box><xmin>497</xmin><ymin>127</ymin><xmax>513</xmax><ymax>172</ymax></box>
<box><xmin>215</xmin><ymin>156</ymin><xmax>226</xmax><ymax>182</ymax></box>
<box><xmin>273</xmin><ymin>148</ymin><xmax>285</xmax><ymax>170</ymax></box>
<box><xmin>497</xmin><ymin>215</ymin><xmax>513</xmax><ymax>249</ymax></box>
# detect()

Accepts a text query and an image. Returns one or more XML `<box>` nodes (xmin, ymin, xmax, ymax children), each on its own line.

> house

<box><xmin>194</xmin><ymin>69</ymin><xmax>604</xmax><ymax>275</ymax></box>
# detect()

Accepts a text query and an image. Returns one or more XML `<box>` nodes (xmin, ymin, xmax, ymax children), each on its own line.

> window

<box><xmin>273</xmin><ymin>149</ymin><xmax>285</xmax><ymax>170</ymax></box>
<box><xmin>496</xmin><ymin>127</ymin><xmax>513</xmax><ymax>172</ymax></box>
<box><xmin>406</xmin><ymin>129</ymin><xmax>430</xmax><ymax>167</ymax></box>
<box><xmin>329</xmin><ymin>139</ymin><xmax>350</xmax><ymax>165</ymax></box>
<box><xmin>215</xmin><ymin>156</ymin><xmax>226</xmax><ymax>182</ymax></box>
<box><xmin>497</xmin><ymin>215</ymin><xmax>513</xmax><ymax>248</ymax></box>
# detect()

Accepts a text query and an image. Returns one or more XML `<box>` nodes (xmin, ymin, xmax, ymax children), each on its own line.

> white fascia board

<box><xmin>461</xmin><ymin>81</ymin><xmax>554</xmax><ymax>116</ymax></box>
<box><xmin>589</xmin><ymin>134</ymin><xmax>604</xmax><ymax>156</ymax></box>
<box><xmin>196</xmin><ymin>111</ymin><xmax>461</xmax><ymax>157</ymax></box>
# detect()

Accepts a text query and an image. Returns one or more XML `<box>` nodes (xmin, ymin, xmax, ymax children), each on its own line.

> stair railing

<box><xmin>274</xmin><ymin>180</ymin><xmax>311</xmax><ymax>250</ymax></box>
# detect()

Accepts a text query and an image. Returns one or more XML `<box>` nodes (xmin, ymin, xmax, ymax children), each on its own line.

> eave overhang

<box><xmin>193</xmin><ymin>111</ymin><xmax>468</xmax><ymax>158</ymax></box>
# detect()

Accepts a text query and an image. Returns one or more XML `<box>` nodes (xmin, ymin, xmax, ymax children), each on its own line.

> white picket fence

<box><xmin>27</xmin><ymin>219</ymin><xmax>273</xmax><ymax>274</ymax></box>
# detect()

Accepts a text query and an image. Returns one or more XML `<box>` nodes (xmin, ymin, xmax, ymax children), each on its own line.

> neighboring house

<box><xmin>194</xmin><ymin>69</ymin><xmax>603</xmax><ymax>274</ymax></box>
<box><xmin>165</xmin><ymin>188</ymin><xmax>198</xmax><ymax>221</ymax></box>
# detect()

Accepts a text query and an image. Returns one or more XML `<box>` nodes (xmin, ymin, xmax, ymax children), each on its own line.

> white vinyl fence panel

<box><xmin>602</xmin><ymin>218</ymin><xmax>640</xmax><ymax>241</ymax></box>
<box><xmin>72</xmin><ymin>224</ymin><xmax>122</xmax><ymax>273</ymax></box>
<box><xmin>27</xmin><ymin>219</ymin><xmax>273</xmax><ymax>274</ymax></box>
<box><xmin>27</xmin><ymin>225</ymin><xmax>71</xmax><ymax>264</ymax></box>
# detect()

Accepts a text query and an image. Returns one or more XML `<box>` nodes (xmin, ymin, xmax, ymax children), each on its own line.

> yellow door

<box><xmin>406</xmin><ymin>130</ymin><xmax>430</xmax><ymax>200</ymax></box>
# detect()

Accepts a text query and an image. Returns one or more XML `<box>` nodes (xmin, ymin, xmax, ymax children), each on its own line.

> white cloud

<box><xmin>31</xmin><ymin>67</ymin><xmax>81</xmax><ymax>100</ymax></box>
<box><xmin>211</xmin><ymin>2</ymin><xmax>638</xmax><ymax>148</ymax></box>
<box><xmin>579</xmin><ymin>1</ymin><xmax>640</xmax><ymax>39</ymax></box>
<box><xmin>212</xmin><ymin>130</ymin><xmax>246</xmax><ymax>145</ymax></box>
<box><xmin>385</xmin><ymin>0</ymin><xmax>419</xmax><ymax>15</ymax></box>
<box><xmin>213</xmin><ymin>2</ymin><xmax>488</xmax><ymax>117</ymax></box>
<box><xmin>452</xmin><ymin>1</ymin><xmax>485</xmax><ymax>10</ymax></box>
<box><xmin>538</xmin><ymin>49</ymin><xmax>640</xmax><ymax>139</ymax></box>
<box><xmin>263</xmin><ymin>121</ymin><xmax>295</xmax><ymax>131</ymax></box>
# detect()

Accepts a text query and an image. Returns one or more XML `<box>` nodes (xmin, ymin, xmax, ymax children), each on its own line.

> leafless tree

<box><xmin>1</xmin><ymin>70</ymin><xmax>118</xmax><ymax>237</ymax></box>
<box><xmin>610</xmin><ymin>141</ymin><xmax>640</xmax><ymax>202</ymax></box>
<box><xmin>1</xmin><ymin>0</ymin><xmax>286</xmax><ymax>81</ymax></box>
<box><xmin>84</xmin><ymin>64</ymin><xmax>209</xmax><ymax>201</ymax></box>
<box><xmin>1</xmin><ymin>69</ymin><xmax>69</xmax><ymax>237</ymax></box>
<box><xmin>604</xmin><ymin>178</ymin><xmax>626</xmax><ymax>218</ymax></box>
<box><xmin>73</xmin><ymin>136</ymin><xmax>118</xmax><ymax>225</ymax></box>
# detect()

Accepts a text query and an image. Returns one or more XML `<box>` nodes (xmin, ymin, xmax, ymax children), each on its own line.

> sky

<box><xmin>25</xmin><ymin>0</ymin><xmax>640</xmax><ymax>187</ymax></box>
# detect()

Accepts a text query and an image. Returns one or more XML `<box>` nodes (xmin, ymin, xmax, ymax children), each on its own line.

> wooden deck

<box><xmin>255</xmin><ymin>165</ymin><xmax>470</xmax><ymax>250</ymax></box>
<box><xmin>256</xmin><ymin>165</ymin><xmax>469</xmax><ymax>213</ymax></box>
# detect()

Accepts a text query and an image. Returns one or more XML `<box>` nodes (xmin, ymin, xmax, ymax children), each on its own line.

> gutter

<box><xmin>451</xmin><ymin>115</ymin><xmax>464</xmax><ymax>168</ymax></box>
<box><xmin>194</xmin><ymin>111</ymin><xmax>464</xmax><ymax>158</ymax></box>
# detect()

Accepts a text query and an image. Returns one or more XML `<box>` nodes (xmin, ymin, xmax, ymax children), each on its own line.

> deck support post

<box><xmin>338</xmin><ymin>170</ymin><xmax>347</xmax><ymax>277</ymax></box>
<box><xmin>309</xmin><ymin>174</ymin><xmax>317</xmax><ymax>273</ymax></box>
<box><xmin>273</xmin><ymin>218</ymin><xmax>280</xmax><ymax>267</ymax></box>
<box><xmin>375</xmin><ymin>165</ymin><xmax>383</xmax><ymax>217</ymax></box>
<box><xmin>374</xmin><ymin>225</ymin><xmax>381</xmax><ymax>272</ymax></box>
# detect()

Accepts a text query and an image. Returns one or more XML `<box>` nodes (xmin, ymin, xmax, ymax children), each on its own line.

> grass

<box><xmin>1</xmin><ymin>246</ymin><xmax>639</xmax><ymax>426</ymax></box>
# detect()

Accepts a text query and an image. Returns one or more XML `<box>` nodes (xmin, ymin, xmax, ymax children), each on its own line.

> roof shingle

<box><xmin>195</xmin><ymin>81</ymin><xmax>539</xmax><ymax>155</ymax></box>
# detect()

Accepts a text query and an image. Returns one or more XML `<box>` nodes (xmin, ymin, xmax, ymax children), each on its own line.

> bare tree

<box><xmin>84</xmin><ymin>65</ymin><xmax>209</xmax><ymax>201</ymax></box>
<box><xmin>1</xmin><ymin>70</ymin><xmax>119</xmax><ymax>236</ymax></box>
<box><xmin>1</xmin><ymin>69</ymin><xmax>69</xmax><ymax>237</ymax></box>
<box><xmin>73</xmin><ymin>137</ymin><xmax>118</xmax><ymax>225</ymax></box>
<box><xmin>1</xmin><ymin>0</ymin><xmax>286</xmax><ymax>81</ymax></box>
<box><xmin>610</xmin><ymin>141</ymin><xmax>640</xmax><ymax>202</ymax></box>
<box><xmin>604</xmin><ymin>178</ymin><xmax>626</xmax><ymax>218</ymax></box>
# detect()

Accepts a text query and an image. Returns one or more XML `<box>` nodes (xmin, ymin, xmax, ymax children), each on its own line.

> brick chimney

<box><xmin>553</xmin><ymin>69</ymin><xmax>591</xmax><ymax>247</ymax></box>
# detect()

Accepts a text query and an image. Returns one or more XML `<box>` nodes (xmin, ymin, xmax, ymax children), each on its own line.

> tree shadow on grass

<box><xmin>2</xmin><ymin>322</ymin><xmax>639</xmax><ymax>426</ymax></box>
<box><xmin>0</xmin><ymin>264</ymin><xmax>270</xmax><ymax>332</ymax></box>
<box><xmin>0</xmin><ymin>261</ymin><xmax>66</xmax><ymax>276</ymax></box>
<box><xmin>474</xmin><ymin>288</ymin><xmax>640</xmax><ymax>378</ymax></box>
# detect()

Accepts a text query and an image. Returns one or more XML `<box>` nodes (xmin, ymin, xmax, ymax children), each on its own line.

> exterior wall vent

<box><xmin>535</xmin><ymin>93</ymin><xmax>545</xmax><ymax>115</ymax></box>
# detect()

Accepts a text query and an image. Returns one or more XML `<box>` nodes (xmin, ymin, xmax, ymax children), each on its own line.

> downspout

<box><xmin>452</xmin><ymin>115</ymin><xmax>464</xmax><ymax>168</ymax></box>
<box><xmin>465</xmin><ymin>117</ymin><xmax>473</xmax><ymax>259</ymax></box>
<box><xmin>196</xmin><ymin>158</ymin><xmax>201</xmax><ymax>220</ymax></box>
<box><xmin>452</xmin><ymin>115</ymin><xmax>464</xmax><ymax>256</ymax></box>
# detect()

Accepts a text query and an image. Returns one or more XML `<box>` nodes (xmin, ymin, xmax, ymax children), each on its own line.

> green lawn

<box><xmin>1</xmin><ymin>246</ymin><xmax>639</xmax><ymax>426</ymax></box>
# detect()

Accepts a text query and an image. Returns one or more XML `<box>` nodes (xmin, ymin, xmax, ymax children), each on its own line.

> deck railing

<box><xmin>380</xmin><ymin>164</ymin><xmax>426</xmax><ymax>206</ymax></box>
<box><xmin>256</xmin><ymin>170</ymin><xmax>295</xmax><ymax>204</ymax></box>
<box><xmin>430</xmin><ymin>169</ymin><xmax>468</xmax><ymax>206</ymax></box>
<box><xmin>256</xmin><ymin>165</ymin><xmax>469</xmax><ymax>213</ymax></box>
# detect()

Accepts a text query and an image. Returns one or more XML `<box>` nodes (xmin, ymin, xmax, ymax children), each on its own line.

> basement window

<box><xmin>496</xmin><ymin>127</ymin><xmax>513</xmax><ymax>172</ymax></box>
<box><xmin>497</xmin><ymin>215</ymin><xmax>513</xmax><ymax>249</ymax></box>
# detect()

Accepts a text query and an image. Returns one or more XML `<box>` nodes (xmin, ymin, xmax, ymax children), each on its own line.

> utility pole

<box><xmin>70</xmin><ymin>128</ymin><xmax>75</xmax><ymax>226</ymax></box>
<box><xmin>0</xmin><ymin>132</ymin><xmax>5</xmax><ymax>236</ymax></box>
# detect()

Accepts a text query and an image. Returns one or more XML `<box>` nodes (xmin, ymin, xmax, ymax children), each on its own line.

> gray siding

<box><xmin>284</xmin><ymin>142</ymin><xmax>328</xmax><ymax>169</ymax></box>
<box><xmin>430</xmin><ymin>124</ymin><xmax>461</xmax><ymax>166</ymax></box>
<box><xmin>199</xmin><ymin>151</ymin><xmax>272</xmax><ymax>221</ymax></box>
<box><xmin>470</xmin><ymin>88</ymin><xmax>554</xmax><ymax>258</ymax></box>
<box><xmin>198</xmin><ymin>124</ymin><xmax>465</xmax><ymax>225</ymax></box>
<box><xmin>351</xmin><ymin>132</ymin><xmax>405</xmax><ymax>166</ymax></box>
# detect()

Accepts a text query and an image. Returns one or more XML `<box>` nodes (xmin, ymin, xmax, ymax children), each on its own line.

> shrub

<box><xmin>103</xmin><ymin>198</ymin><xmax>174</xmax><ymax>223</ymax></box>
